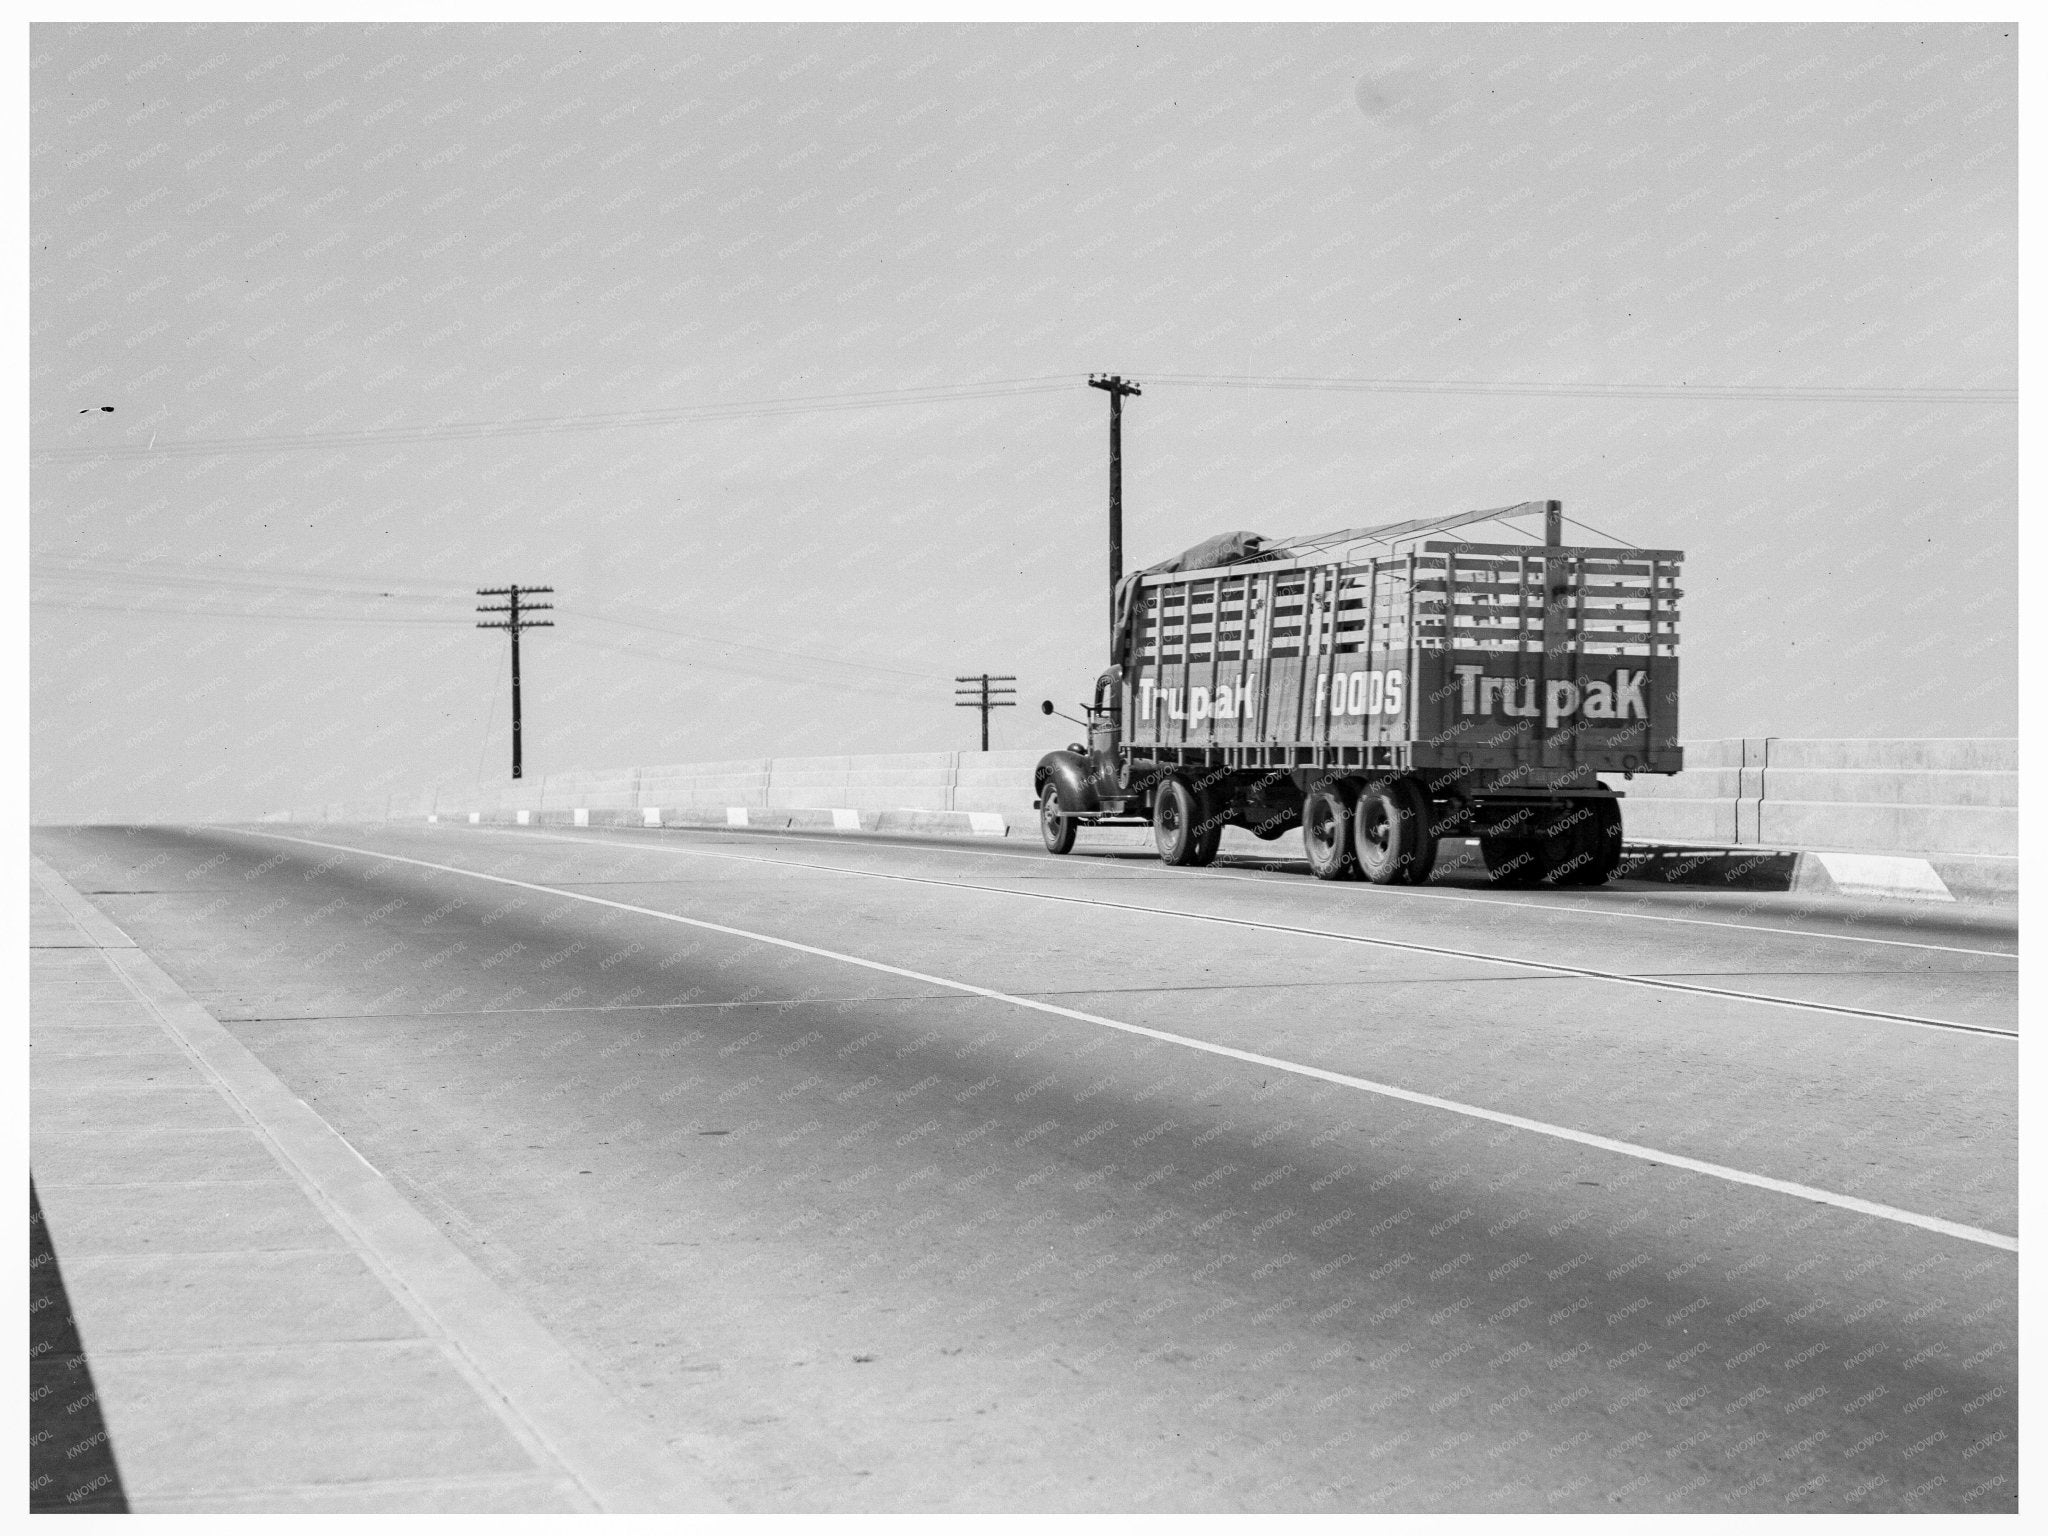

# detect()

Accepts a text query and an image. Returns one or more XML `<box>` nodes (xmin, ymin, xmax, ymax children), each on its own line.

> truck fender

<box><xmin>1035</xmin><ymin>750</ymin><xmax>1100</xmax><ymax>814</ymax></box>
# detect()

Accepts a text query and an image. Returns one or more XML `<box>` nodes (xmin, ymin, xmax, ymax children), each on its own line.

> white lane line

<box><xmin>594</xmin><ymin>821</ymin><xmax>2018</xmax><ymax>960</ymax></box>
<box><xmin>478</xmin><ymin>827</ymin><xmax>2018</xmax><ymax>1041</ymax></box>
<box><xmin>245</xmin><ymin>830</ymin><xmax>2019</xmax><ymax>1255</ymax></box>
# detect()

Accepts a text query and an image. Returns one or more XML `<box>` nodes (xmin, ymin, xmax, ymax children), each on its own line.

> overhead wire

<box><xmin>554</xmin><ymin>631</ymin><xmax>934</xmax><ymax>700</ymax></box>
<box><xmin>33</xmin><ymin>375</ymin><xmax>1079</xmax><ymax>462</ymax></box>
<box><xmin>32</xmin><ymin>554</ymin><xmax>950</xmax><ymax>687</ymax></box>
<box><xmin>1144</xmin><ymin>372</ymin><xmax>2016</xmax><ymax>406</ymax></box>
<box><xmin>554</xmin><ymin>604</ymin><xmax>945</xmax><ymax>683</ymax></box>
<box><xmin>34</xmin><ymin>368</ymin><xmax>2010</xmax><ymax>466</ymax></box>
<box><xmin>30</xmin><ymin>597</ymin><xmax>473</xmax><ymax>628</ymax></box>
<box><xmin>31</xmin><ymin>554</ymin><xmax>473</xmax><ymax>602</ymax></box>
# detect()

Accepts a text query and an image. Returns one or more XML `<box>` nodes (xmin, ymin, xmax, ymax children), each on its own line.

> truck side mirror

<box><xmin>1041</xmin><ymin>700</ymin><xmax>1055</xmax><ymax>715</ymax></box>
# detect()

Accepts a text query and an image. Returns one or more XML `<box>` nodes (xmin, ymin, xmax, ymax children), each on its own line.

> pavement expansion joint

<box><xmin>575</xmin><ymin>823</ymin><xmax>2020</xmax><ymax>959</ymax></box>
<box><xmin>218</xmin><ymin>994</ymin><xmax>966</xmax><ymax>1021</ymax></box>
<box><xmin>1017</xmin><ymin>975</ymin><xmax>1582</xmax><ymax>996</ymax></box>
<box><xmin>71</xmin><ymin>1334</ymin><xmax>455</xmax><ymax>1362</ymax></box>
<box><xmin>471</xmin><ymin>828</ymin><xmax>2018</xmax><ymax>1038</ymax></box>
<box><xmin>1629</xmin><ymin>969</ymin><xmax>2004</xmax><ymax>979</ymax></box>
<box><xmin>32</xmin><ymin>1178</ymin><xmax>290</xmax><ymax>1190</ymax></box>
<box><xmin>237</xmin><ymin>829</ymin><xmax>2020</xmax><ymax>1253</ymax></box>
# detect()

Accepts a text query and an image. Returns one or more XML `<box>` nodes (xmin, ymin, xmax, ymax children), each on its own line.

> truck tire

<box><xmin>1479</xmin><ymin>834</ymin><xmax>1541</xmax><ymax>888</ymax></box>
<box><xmin>1404</xmin><ymin>781</ymin><xmax>1442</xmax><ymax>886</ymax></box>
<box><xmin>1529</xmin><ymin>802</ymin><xmax>1600</xmax><ymax>889</ymax></box>
<box><xmin>1302</xmin><ymin>783</ymin><xmax>1356</xmax><ymax>880</ymax></box>
<box><xmin>1561</xmin><ymin>798</ymin><xmax>1623</xmax><ymax>886</ymax></box>
<box><xmin>1038</xmin><ymin>781</ymin><xmax>1076</xmax><ymax>856</ymax></box>
<box><xmin>1354</xmin><ymin>778</ymin><xmax>1435</xmax><ymax>886</ymax></box>
<box><xmin>1483</xmin><ymin>803</ymin><xmax>1605</xmax><ymax>889</ymax></box>
<box><xmin>1154</xmin><ymin>776</ymin><xmax>1212</xmax><ymax>866</ymax></box>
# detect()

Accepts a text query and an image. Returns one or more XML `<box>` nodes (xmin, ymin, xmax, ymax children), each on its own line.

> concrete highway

<box><xmin>32</xmin><ymin>820</ymin><xmax>2019</xmax><ymax>1513</ymax></box>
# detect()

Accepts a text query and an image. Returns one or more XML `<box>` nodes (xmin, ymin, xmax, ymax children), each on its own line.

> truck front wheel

<box><xmin>1302</xmin><ymin>783</ymin><xmax>1356</xmax><ymax>880</ymax></box>
<box><xmin>1038</xmin><ymin>782</ymin><xmax>1077</xmax><ymax>856</ymax></box>
<box><xmin>1154</xmin><ymin>775</ymin><xmax>1219</xmax><ymax>866</ymax></box>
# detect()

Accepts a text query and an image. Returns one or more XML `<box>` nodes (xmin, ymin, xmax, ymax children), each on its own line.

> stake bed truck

<box><xmin>1034</xmin><ymin>500</ymin><xmax>1682</xmax><ymax>885</ymax></box>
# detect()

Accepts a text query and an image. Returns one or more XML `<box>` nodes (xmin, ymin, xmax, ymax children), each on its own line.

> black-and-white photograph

<box><xmin>28</xmin><ymin>13</ymin><xmax>2018</xmax><ymax>1518</ymax></box>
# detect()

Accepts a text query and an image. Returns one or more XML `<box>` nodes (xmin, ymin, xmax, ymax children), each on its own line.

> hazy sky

<box><xmin>30</xmin><ymin>21</ymin><xmax>2016</xmax><ymax>822</ymax></box>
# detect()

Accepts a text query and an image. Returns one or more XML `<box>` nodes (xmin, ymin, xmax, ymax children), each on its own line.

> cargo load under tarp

<box><xmin>1110</xmin><ymin>501</ymin><xmax>1560</xmax><ymax>667</ymax></box>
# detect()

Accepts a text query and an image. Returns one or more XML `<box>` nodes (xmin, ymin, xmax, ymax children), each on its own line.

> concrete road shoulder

<box><xmin>29</xmin><ymin>856</ymin><xmax>731</xmax><ymax>1514</ymax></box>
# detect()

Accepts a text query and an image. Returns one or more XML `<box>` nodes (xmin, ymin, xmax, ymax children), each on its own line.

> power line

<box><xmin>29</xmin><ymin>596</ymin><xmax>471</xmax><ymax>628</ymax></box>
<box><xmin>32</xmin><ymin>567</ymin><xmax>461</xmax><ymax>597</ymax></box>
<box><xmin>1145</xmin><ymin>372</ymin><xmax>2015</xmax><ymax>406</ymax></box>
<box><xmin>32</xmin><ymin>376</ymin><xmax>1078</xmax><ymax>462</ymax></box>
<box><xmin>29</xmin><ymin>561</ymin><xmax>949</xmax><ymax>689</ymax></box>
<box><xmin>555</xmin><ymin>604</ymin><xmax>944</xmax><ymax>683</ymax></box>
<box><xmin>556</xmin><ymin>633</ymin><xmax>934</xmax><ymax>701</ymax></box>
<box><xmin>36</xmin><ymin>368</ymin><xmax>2007</xmax><ymax>466</ymax></box>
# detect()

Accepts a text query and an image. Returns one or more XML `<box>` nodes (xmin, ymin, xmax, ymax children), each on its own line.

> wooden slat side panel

<box><xmin>1122</xmin><ymin>542</ymin><xmax>1683</xmax><ymax>770</ymax></box>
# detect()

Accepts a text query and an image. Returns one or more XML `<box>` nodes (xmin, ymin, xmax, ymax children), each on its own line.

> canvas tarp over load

<box><xmin>1109</xmin><ymin>502</ymin><xmax>1559</xmax><ymax>667</ymax></box>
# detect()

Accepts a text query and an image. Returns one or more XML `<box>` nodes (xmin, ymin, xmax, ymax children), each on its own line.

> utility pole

<box><xmin>476</xmin><ymin>585</ymin><xmax>554</xmax><ymax>780</ymax></box>
<box><xmin>1088</xmin><ymin>374</ymin><xmax>1142</xmax><ymax>629</ymax></box>
<box><xmin>954</xmin><ymin>673</ymin><xmax>1016</xmax><ymax>752</ymax></box>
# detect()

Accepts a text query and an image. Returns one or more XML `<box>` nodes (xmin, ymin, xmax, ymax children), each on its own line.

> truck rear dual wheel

<box><xmin>1154</xmin><ymin>776</ymin><xmax>1222</xmax><ymax>867</ymax></box>
<box><xmin>1565</xmin><ymin>798</ymin><xmax>1624</xmax><ymax>886</ymax></box>
<box><xmin>1302</xmin><ymin>784</ymin><xmax>1357</xmax><ymax>881</ymax></box>
<box><xmin>1480</xmin><ymin>799</ymin><xmax>1624</xmax><ymax>888</ymax></box>
<box><xmin>1528</xmin><ymin>800</ymin><xmax>1623</xmax><ymax>888</ymax></box>
<box><xmin>1478</xmin><ymin>834</ymin><xmax>1543</xmax><ymax>888</ymax></box>
<box><xmin>1354</xmin><ymin>779</ymin><xmax>1438</xmax><ymax>887</ymax></box>
<box><xmin>1038</xmin><ymin>782</ymin><xmax>1077</xmax><ymax>856</ymax></box>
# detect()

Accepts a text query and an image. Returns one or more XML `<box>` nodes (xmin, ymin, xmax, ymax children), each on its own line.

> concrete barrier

<box><xmin>763</xmin><ymin>753</ymin><xmax>960</xmax><ymax>813</ymax></box>
<box><xmin>1618</xmin><ymin>738</ymin><xmax>2016</xmax><ymax>903</ymax></box>
<box><xmin>953</xmin><ymin>750</ymin><xmax>1045</xmax><ymax>815</ymax></box>
<box><xmin>275</xmin><ymin>737</ymin><xmax>2015</xmax><ymax>903</ymax></box>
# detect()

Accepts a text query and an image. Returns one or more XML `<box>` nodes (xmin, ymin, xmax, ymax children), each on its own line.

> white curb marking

<box><xmin>1812</xmin><ymin>851</ymin><xmax>1955</xmax><ymax>903</ymax></box>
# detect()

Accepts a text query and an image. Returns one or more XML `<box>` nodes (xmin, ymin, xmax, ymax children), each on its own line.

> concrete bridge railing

<box><xmin>269</xmin><ymin>738</ymin><xmax>2016</xmax><ymax>902</ymax></box>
